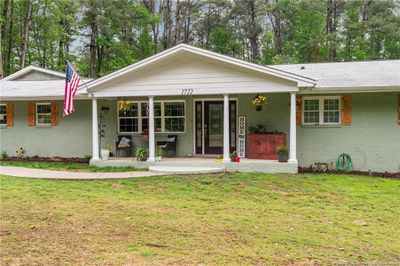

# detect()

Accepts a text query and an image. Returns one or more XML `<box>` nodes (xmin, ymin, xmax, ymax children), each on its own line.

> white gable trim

<box><xmin>3</xmin><ymin>65</ymin><xmax>65</xmax><ymax>81</ymax></box>
<box><xmin>86</xmin><ymin>44</ymin><xmax>316</xmax><ymax>91</ymax></box>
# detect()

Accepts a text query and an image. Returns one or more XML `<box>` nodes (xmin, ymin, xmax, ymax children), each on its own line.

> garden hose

<box><xmin>336</xmin><ymin>153</ymin><xmax>353</xmax><ymax>172</ymax></box>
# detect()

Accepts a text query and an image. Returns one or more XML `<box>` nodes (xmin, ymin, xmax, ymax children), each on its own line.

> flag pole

<box><xmin>67</xmin><ymin>61</ymin><xmax>91</xmax><ymax>92</ymax></box>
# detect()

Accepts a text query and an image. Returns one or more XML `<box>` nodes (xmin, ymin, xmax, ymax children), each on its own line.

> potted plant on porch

<box><xmin>100</xmin><ymin>145</ymin><xmax>112</xmax><ymax>160</ymax></box>
<box><xmin>135</xmin><ymin>147</ymin><xmax>148</xmax><ymax>161</ymax></box>
<box><xmin>156</xmin><ymin>147</ymin><xmax>164</xmax><ymax>162</ymax></box>
<box><xmin>230</xmin><ymin>151</ymin><xmax>240</xmax><ymax>162</ymax></box>
<box><xmin>276</xmin><ymin>146</ymin><xmax>289</xmax><ymax>162</ymax></box>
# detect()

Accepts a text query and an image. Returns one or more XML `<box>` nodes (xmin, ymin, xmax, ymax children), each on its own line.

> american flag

<box><xmin>64</xmin><ymin>63</ymin><xmax>82</xmax><ymax>116</ymax></box>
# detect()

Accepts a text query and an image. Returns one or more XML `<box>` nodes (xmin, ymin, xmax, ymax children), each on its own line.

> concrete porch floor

<box><xmin>91</xmin><ymin>157</ymin><xmax>298</xmax><ymax>174</ymax></box>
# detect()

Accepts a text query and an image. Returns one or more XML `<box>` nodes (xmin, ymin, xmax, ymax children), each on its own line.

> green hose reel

<box><xmin>336</xmin><ymin>153</ymin><xmax>353</xmax><ymax>172</ymax></box>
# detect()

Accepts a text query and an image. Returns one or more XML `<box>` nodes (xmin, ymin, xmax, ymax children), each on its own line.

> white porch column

<box><xmin>147</xmin><ymin>96</ymin><xmax>156</xmax><ymax>162</ymax></box>
<box><xmin>223</xmin><ymin>94</ymin><xmax>230</xmax><ymax>163</ymax></box>
<box><xmin>289</xmin><ymin>92</ymin><xmax>298</xmax><ymax>163</ymax></box>
<box><xmin>91</xmin><ymin>98</ymin><xmax>100</xmax><ymax>161</ymax></box>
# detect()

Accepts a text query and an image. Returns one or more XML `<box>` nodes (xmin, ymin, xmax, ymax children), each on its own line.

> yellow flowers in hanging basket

<box><xmin>251</xmin><ymin>94</ymin><xmax>267</xmax><ymax>106</ymax></box>
<box><xmin>118</xmin><ymin>100</ymin><xmax>131</xmax><ymax>114</ymax></box>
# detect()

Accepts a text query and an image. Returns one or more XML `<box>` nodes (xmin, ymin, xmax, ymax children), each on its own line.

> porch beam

<box><xmin>147</xmin><ymin>96</ymin><xmax>156</xmax><ymax>162</ymax></box>
<box><xmin>223</xmin><ymin>94</ymin><xmax>230</xmax><ymax>163</ymax></box>
<box><xmin>91</xmin><ymin>98</ymin><xmax>100</xmax><ymax>161</ymax></box>
<box><xmin>289</xmin><ymin>92</ymin><xmax>298</xmax><ymax>163</ymax></box>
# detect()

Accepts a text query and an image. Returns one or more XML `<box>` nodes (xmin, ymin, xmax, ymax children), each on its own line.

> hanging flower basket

<box><xmin>118</xmin><ymin>100</ymin><xmax>131</xmax><ymax>115</ymax></box>
<box><xmin>251</xmin><ymin>94</ymin><xmax>267</xmax><ymax>111</ymax></box>
<box><xmin>255</xmin><ymin>104</ymin><xmax>263</xmax><ymax>111</ymax></box>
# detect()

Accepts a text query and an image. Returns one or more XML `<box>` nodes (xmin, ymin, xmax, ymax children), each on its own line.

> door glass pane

<box><xmin>230</xmin><ymin>102</ymin><xmax>236</xmax><ymax>148</ymax></box>
<box><xmin>196</xmin><ymin>102</ymin><xmax>202</xmax><ymax>148</ymax></box>
<box><xmin>208</xmin><ymin>103</ymin><xmax>223</xmax><ymax>147</ymax></box>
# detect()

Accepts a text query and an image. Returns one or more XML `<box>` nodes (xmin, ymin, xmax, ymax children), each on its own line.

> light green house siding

<box><xmin>0</xmin><ymin>100</ymin><xmax>92</xmax><ymax>158</ymax></box>
<box><xmin>1</xmin><ymin>92</ymin><xmax>399</xmax><ymax>173</ymax></box>
<box><xmin>297</xmin><ymin>92</ymin><xmax>400</xmax><ymax>173</ymax></box>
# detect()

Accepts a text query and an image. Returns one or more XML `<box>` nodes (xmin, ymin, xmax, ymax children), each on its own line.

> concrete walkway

<box><xmin>0</xmin><ymin>166</ymin><xmax>166</xmax><ymax>180</ymax></box>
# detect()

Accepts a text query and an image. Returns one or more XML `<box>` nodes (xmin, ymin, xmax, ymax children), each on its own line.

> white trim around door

<box><xmin>192</xmin><ymin>98</ymin><xmax>238</xmax><ymax>156</ymax></box>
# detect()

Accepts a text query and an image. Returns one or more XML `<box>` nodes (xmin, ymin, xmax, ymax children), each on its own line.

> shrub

<box><xmin>135</xmin><ymin>147</ymin><xmax>148</xmax><ymax>161</ymax></box>
<box><xmin>1</xmin><ymin>151</ymin><xmax>8</xmax><ymax>160</ymax></box>
<box><xmin>84</xmin><ymin>154</ymin><xmax>92</xmax><ymax>163</ymax></box>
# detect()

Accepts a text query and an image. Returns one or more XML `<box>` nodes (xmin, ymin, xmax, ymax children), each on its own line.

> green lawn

<box><xmin>1</xmin><ymin>173</ymin><xmax>399</xmax><ymax>265</ymax></box>
<box><xmin>0</xmin><ymin>161</ymin><xmax>142</xmax><ymax>172</ymax></box>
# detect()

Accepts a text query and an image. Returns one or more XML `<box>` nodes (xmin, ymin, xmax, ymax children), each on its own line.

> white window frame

<box><xmin>118</xmin><ymin>102</ymin><xmax>140</xmax><ymax>133</ymax></box>
<box><xmin>302</xmin><ymin>96</ymin><xmax>341</xmax><ymax>126</ymax></box>
<box><xmin>0</xmin><ymin>104</ymin><xmax>7</xmax><ymax>126</ymax></box>
<box><xmin>117</xmin><ymin>100</ymin><xmax>186</xmax><ymax>134</ymax></box>
<box><xmin>36</xmin><ymin>103</ymin><xmax>52</xmax><ymax>126</ymax></box>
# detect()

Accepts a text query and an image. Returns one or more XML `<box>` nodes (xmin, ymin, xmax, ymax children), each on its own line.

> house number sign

<box><xmin>181</xmin><ymin>88</ymin><xmax>194</xmax><ymax>95</ymax></box>
<box><xmin>238</xmin><ymin>116</ymin><xmax>246</xmax><ymax>158</ymax></box>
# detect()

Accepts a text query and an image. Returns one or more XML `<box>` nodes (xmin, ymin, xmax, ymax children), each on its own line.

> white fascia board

<box><xmin>299</xmin><ymin>86</ymin><xmax>400</xmax><ymax>94</ymax></box>
<box><xmin>91</xmin><ymin>85</ymin><xmax>299</xmax><ymax>98</ymax></box>
<box><xmin>86</xmin><ymin>44</ymin><xmax>316</xmax><ymax>91</ymax></box>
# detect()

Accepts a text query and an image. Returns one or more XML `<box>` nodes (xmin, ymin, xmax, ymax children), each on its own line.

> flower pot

<box><xmin>101</xmin><ymin>149</ymin><xmax>110</xmax><ymax>160</ymax></box>
<box><xmin>255</xmin><ymin>105</ymin><xmax>263</xmax><ymax>112</ymax></box>
<box><xmin>215</xmin><ymin>158</ymin><xmax>223</xmax><ymax>163</ymax></box>
<box><xmin>234</xmin><ymin>156</ymin><xmax>241</xmax><ymax>163</ymax></box>
<box><xmin>278</xmin><ymin>153</ymin><xmax>288</xmax><ymax>162</ymax></box>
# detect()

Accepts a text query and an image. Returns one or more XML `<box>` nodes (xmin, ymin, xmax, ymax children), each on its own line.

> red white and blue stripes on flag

<box><xmin>64</xmin><ymin>63</ymin><xmax>81</xmax><ymax>116</ymax></box>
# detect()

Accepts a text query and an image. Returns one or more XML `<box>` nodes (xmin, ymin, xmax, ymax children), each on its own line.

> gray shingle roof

<box><xmin>271</xmin><ymin>60</ymin><xmax>400</xmax><ymax>90</ymax></box>
<box><xmin>0</xmin><ymin>80</ymin><xmax>87</xmax><ymax>99</ymax></box>
<box><xmin>1</xmin><ymin>59</ymin><xmax>399</xmax><ymax>99</ymax></box>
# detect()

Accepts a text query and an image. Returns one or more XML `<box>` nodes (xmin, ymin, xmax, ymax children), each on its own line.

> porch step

<box><xmin>149</xmin><ymin>165</ymin><xmax>225</xmax><ymax>174</ymax></box>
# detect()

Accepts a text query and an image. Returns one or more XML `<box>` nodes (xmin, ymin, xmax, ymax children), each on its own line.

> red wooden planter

<box><xmin>247</xmin><ymin>133</ymin><xmax>286</xmax><ymax>160</ymax></box>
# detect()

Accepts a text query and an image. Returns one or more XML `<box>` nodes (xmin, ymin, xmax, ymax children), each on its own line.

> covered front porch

<box><xmin>91</xmin><ymin>157</ymin><xmax>298</xmax><ymax>174</ymax></box>
<box><xmin>85</xmin><ymin>44</ymin><xmax>315</xmax><ymax>173</ymax></box>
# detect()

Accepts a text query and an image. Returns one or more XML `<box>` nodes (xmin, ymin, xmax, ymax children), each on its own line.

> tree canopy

<box><xmin>1</xmin><ymin>0</ymin><xmax>399</xmax><ymax>79</ymax></box>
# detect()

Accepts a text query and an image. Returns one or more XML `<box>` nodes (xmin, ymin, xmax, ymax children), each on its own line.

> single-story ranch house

<box><xmin>1</xmin><ymin>44</ymin><xmax>399</xmax><ymax>173</ymax></box>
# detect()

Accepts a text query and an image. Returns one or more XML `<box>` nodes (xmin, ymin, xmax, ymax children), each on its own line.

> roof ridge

<box><xmin>270</xmin><ymin>59</ymin><xmax>400</xmax><ymax>67</ymax></box>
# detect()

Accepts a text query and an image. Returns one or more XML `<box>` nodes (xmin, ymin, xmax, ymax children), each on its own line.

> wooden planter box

<box><xmin>247</xmin><ymin>133</ymin><xmax>286</xmax><ymax>160</ymax></box>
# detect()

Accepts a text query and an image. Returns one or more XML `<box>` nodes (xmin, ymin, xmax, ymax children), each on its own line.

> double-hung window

<box><xmin>36</xmin><ymin>103</ymin><xmax>52</xmax><ymax>126</ymax></box>
<box><xmin>0</xmin><ymin>104</ymin><xmax>7</xmax><ymax>125</ymax></box>
<box><xmin>303</xmin><ymin>97</ymin><xmax>341</xmax><ymax>125</ymax></box>
<box><xmin>119</xmin><ymin>102</ymin><xmax>139</xmax><ymax>133</ymax></box>
<box><xmin>118</xmin><ymin>100</ymin><xmax>185</xmax><ymax>133</ymax></box>
<box><xmin>164</xmin><ymin>102</ymin><xmax>185</xmax><ymax>132</ymax></box>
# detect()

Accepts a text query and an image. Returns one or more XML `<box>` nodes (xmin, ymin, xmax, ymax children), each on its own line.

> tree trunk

<box><xmin>326</xmin><ymin>0</ymin><xmax>337</xmax><ymax>62</ymax></box>
<box><xmin>1</xmin><ymin>0</ymin><xmax>9</xmax><ymax>40</ymax></box>
<box><xmin>89</xmin><ymin>20</ymin><xmax>97</xmax><ymax>78</ymax></box>
<box><xmin>175</xmin><ymin>0</ymin><xmax>181</xmax><ymax>45</ymax></box>
<box><xmin>248</xmin><ymin>0</ymin><xmax>259</xmax><ymax>62</ymax></box>
<box><xmin>19</xmin><ymin>0</ymin><xmax>32</xmax><ymax>69</ymax></box>
<box><xmin>5</xmin><ymin>0</ymin><xmax>13</xmax><ymax>76</ymax></box>
<box><xmin>183</xmin><ymin>0</ymin><xmax>193</xmax><ymax>43</ymax></box>
<box><xmin>0</xmin><ymin>28</ymin><xmax>3</xmax><ymax>79</ymax></box>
